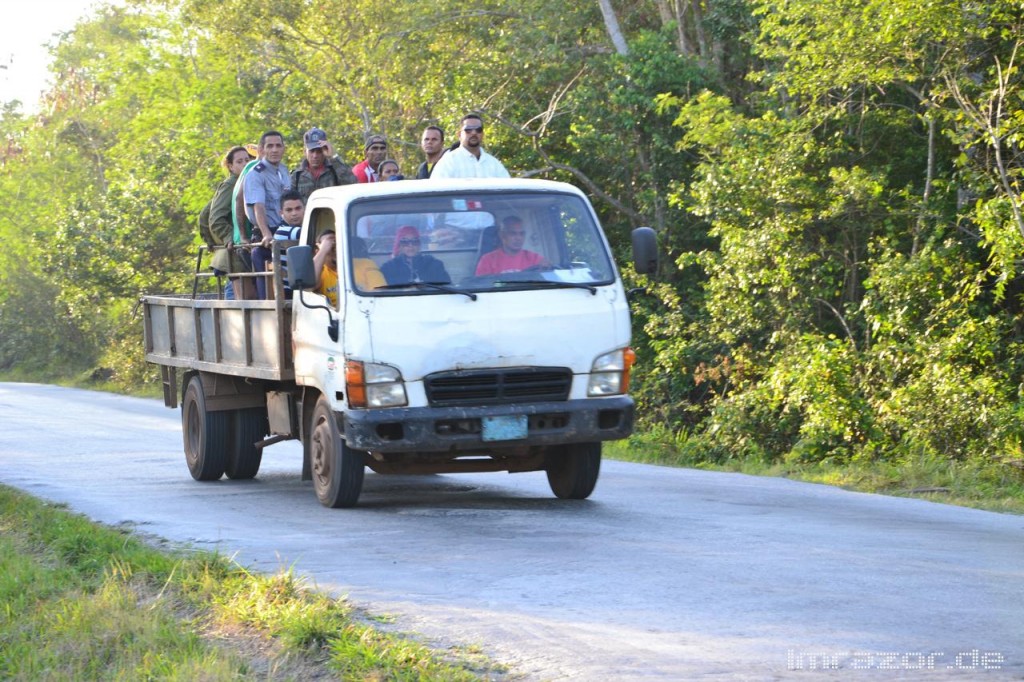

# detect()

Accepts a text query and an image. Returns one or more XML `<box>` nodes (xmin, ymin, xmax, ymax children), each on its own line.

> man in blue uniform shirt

<box><xmin>243</xmin><ymin>130</ymin><xmax>290</xmax><ymax>298</ymax></box>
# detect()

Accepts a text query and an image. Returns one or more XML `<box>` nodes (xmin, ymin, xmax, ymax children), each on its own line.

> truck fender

<box><xmin>299</xmin><ymin>386</ymin><xmax>322</xmax><ymax>481</ymax></box>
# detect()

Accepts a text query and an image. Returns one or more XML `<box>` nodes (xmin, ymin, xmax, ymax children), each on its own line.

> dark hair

<box><xmin>259</xmin><ymin>130</ymin><xmax>284</xmax><ymax>148</ymax></box>
<box><xmin>501</xmin><ymin>215</ymin><xmax>523</xmax><ymax>230</ymax></box>
<box><xmin>223</xmin><ymin>145</ymin><xmax>248</xmax><ymax>170</ymax></box>
<box><xmin>350</xmin><ymin>236</ymin><xmax>369</xmax><ymax>258</ymax></box>
<box><xmin>424</xmin><ymin>125</ymin><xmax>444</xmax><ymax>142</ymax></box>
<box><xmin>280</xmin><ymin>189</ymin><xmax>304</xmax><ymax>208</ymax></box>
<box><xmin>461</xmin><ymin>113</ymin><xmax>483</xmax><ymax>125</ymax></box>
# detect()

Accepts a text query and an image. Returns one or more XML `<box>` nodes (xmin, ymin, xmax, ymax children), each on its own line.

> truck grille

<box><xmin>424</xmin><ymin>367</ymin><xmax>572</xmax><ymax>406</ymax></box>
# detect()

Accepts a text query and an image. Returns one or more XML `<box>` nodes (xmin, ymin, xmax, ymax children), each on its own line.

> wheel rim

<box><xmin>311</xmin><ymin>416</ymin><xmax>332</xmax><ymax>491</ymax></box>
<box><xmin>185</xmin><ymin>399</ymin><xmax>200</xmax><ymax>466</ymax></box>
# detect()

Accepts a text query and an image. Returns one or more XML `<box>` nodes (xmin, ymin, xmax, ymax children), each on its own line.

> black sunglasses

<box><xmin>463</xmin><ymin>125</ymin><xmax>484</xmax><ymax>133</ymax></box>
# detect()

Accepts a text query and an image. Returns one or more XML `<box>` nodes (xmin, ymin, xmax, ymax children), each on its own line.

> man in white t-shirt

<box><xmin>430</xmin><ymin>114</ymin><xmax>510</xmax><ymax>179</ymax></box>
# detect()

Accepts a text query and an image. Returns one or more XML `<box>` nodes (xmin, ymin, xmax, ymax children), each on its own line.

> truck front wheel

<box><xmin>182</xmin><ymin>375</ymin><xmax>229</xmax><ymax>481</ymax></box>
<box><xmin>310</xmin><ymin>397</ymin><xmax>365</xmax><ymax>508</ymax></box>
<box><xmin>545</xmin><ymin>442</ymin><xmax>601</xmax><ymax>499</ymax></box>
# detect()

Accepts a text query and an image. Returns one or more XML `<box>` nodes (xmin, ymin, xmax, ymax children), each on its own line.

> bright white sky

<box><xmin>0</xmin><ymin>0</ymin><xmax>108</xmax><ymax>111</ymax></box>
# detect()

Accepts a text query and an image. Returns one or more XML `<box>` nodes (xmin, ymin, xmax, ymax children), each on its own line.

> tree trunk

<box><xmin>597</xmin><ymin>0</ymin><xmax>629</xmax><ymax>56</ymax></box>
<box><xmin>655</xmin><ymin>0</ymin><xmax>691</xmax><ymax>55</ymax></box>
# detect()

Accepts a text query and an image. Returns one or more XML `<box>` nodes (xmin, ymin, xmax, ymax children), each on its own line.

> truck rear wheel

<box><xmin>545</xmin><ymin>441</ymin><xmax>601</xmax><ymax>499</ymax></box>
<box><xmin>182</xmin><ymin>376</ymin><xmax>229</xmax><ymax>481</ymax></box>
<box><xmin>225</xmin><ymin>408</ymin><xmax>267</xmax><ymax>480</ymax></box>
<box><xmin>310</xmin><ymin>397</ymin><xmax>365</xmax><ymax>508</ymax></box>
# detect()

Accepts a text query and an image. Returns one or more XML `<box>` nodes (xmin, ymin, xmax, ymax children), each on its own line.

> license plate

<box><xmin>482</xmin><ymin>415</ymin><xmax>528</xmax><ymax>441</ymax></box>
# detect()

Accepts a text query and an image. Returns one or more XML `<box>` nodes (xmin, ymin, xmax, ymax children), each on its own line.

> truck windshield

<box><xmin>347</xmin><ymin>191</ymin><xmax>616</xmax><ymax>295</ymax></box>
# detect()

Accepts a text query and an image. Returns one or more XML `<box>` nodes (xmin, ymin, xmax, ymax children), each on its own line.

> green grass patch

<box><xmin>0</xmin><ymin>485</ymin><xmax>495</xmax><ymax>681</ymax></box>
<box><xmin>607</xmin><ymin>430</ymin><xmax>1024</xmax><ymax>514</ymax></box>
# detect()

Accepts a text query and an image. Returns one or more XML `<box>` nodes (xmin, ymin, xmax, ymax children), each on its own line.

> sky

<box><xmin>0</xmin><ymin>0</ymin><xmax>108</xmax><ymax>111</ymax></box>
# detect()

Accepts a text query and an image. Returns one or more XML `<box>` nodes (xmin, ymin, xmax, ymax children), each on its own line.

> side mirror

<box><xmin>288</xmin><ymin>244</ymin><xmax>338</xmax><ymax>338</ymax></box>
<box><xmin>287</xmin><ymin>245</ymin><xmax>316</xmax><ymax>290</ymax></box>
<box><xmin>631</xmin><ymin>227</ymin><xmax>658</xmax><ymax>275</ymax></box>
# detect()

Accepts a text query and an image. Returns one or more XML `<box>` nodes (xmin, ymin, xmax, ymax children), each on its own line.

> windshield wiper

<box><xmin>375</xmin><ymin>281</ymin><xmax>477</xmax><ymax>300</ymax></box>
<box><xmin>493</xmin><ymin>279</ymin><xmax>598</xmax><ymax>295</ymax></box>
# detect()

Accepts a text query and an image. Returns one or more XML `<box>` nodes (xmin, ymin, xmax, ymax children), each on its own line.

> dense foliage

<box><xmin>2</xmin><ymin>0</ymin><xmax>1023</xmax><ymax>468</ymax></box>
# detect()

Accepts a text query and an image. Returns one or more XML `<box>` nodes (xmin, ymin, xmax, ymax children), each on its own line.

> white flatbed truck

<box><xmin>142</xmin><ymin>178</ymin><xmax>657</xmax><ymax>507</ymax></box>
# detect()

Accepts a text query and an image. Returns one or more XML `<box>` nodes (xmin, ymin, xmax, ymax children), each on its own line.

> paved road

<box><xmin>1</xmin><ymin>382</ymin><xmax>1022</xmax><ymax>680</ymax></box>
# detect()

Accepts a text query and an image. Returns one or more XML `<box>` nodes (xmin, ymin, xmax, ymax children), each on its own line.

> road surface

<box><xmin>0</xmin><ymin>382</ymin><xmax>1021</xmax><ymax>680</ymax></box>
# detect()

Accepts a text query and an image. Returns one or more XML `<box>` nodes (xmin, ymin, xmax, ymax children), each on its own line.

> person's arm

<box><xmin>233</xmin><ymin>185</ymin><xmax>247</xmax><ymax>239</ymax></box>
<box><xmin>253</xmin><ymin>203</ymin><xmax>274</xmax><ymax>244</ymax></box>
<box><xmin>209</xmin><ymin>178</ymin><xmax>235</xmax><ymax>246</ymax></box>
<box><xmin>325</xmin><ymin>144</ymin><xmax>358</xmax><ymax>185</ymax></box>
<box><xmin>486</xmin><ymin>152</ymin><xmax>511</xmax><ymax>178</ymax></box>
<box><xmin>430</xmin><ymin>256</ymin><xmax>451</xmax><ymax>283</ymax></box>
<box><xmin>313</xmin><ymin>235</ymin><xmax>335</xmax><ymax>288</ymax></box>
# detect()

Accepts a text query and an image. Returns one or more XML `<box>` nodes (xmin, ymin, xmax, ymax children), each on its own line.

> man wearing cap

<box><xmin>430</xmin><ymin>113</ymin><xmax>510</xmax><ymax>179</ymax></box>
<box><xmin>290</xmin><ymin>127</ymin><xmax>357</xmax><ymax>203</ymax></box>
<box><xmin>243</xmin><ymin>130</ymin><xmax>290</xmax><ymax>299</ymax></box>
<box><xmin>352</xmin><ymin>134</ymin><xmax>388</xmax><ymax>183</ymax></box>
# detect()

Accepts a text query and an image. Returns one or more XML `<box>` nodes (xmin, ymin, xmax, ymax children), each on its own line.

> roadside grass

<box><xmin>0</xmin><ymin>485</ymin><xmax>497</xmax><ymax>681</ymax></box>
<box><xmin>606</xmin><ymin>427</ymin><xmax>1024</xmax><ymax>515</ymax></box>
<box><xmin>0</xmin><ymin>370</ymin><xmax>163</xmax><ymax>400</ymax></box>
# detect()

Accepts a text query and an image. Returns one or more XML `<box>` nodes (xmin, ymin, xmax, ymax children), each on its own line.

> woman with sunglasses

<box><xmin>381</xmin><ymin>225</ymin><xmax>451</xmax><ymax>285</ymax></box>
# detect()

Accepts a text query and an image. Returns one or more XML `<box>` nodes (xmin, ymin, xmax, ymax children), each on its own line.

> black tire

<box><xmin>545</xmin><ymin>441</ymin><xmax>601</xmax><ymax>499</ymax></box>
<box><xmin>310</xmin><ymin>397</ymin><xmax>365</xmax><ymax>508</ymax></box>
<box><xmin>225</xmin><ymin>407</ymin><xmax>267</xmax><ymax>480</ymax></box>
<box><xmin>182</xmin><ymin>376</ymin><xmax>229</xmax><ymax>481</ymax></box>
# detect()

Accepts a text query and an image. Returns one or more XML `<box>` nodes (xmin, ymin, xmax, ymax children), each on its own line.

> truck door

<box><xmin>292</xmin><ymin>206</ymin><xmax>347</xmax><ymax>399</ymax></box>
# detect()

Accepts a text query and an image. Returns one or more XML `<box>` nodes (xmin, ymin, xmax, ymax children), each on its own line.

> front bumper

<box><xmin>342</xmin><ymin>396</ymin><xmax>634</xmax><ymax>452</ymax></box>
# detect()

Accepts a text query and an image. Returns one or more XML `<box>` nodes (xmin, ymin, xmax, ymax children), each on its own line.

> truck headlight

<box><xmin>586</xmin><ymin>347</ymin><xmax>637</xmax><ymax>396</ymax></box>
<box><xmin>345</xmin><ymin>361</ymin><xmax>408</xmax><ymax>408</ymax></box>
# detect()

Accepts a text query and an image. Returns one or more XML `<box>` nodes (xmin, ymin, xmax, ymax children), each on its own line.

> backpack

<box><xmin>198</xmin><ymin>199</ymin><xmax>214</xmax><ymax>248</ymax></box>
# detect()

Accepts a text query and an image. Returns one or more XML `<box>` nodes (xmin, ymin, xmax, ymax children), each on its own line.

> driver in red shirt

<box><xmin>475</xmin><ymin>215</ymin><xmax>550</xmax><ymax>275</ymax></box>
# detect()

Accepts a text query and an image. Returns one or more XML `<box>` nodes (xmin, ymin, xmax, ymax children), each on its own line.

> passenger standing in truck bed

<box><xmin>244</xmin><ymin>130</ymin><xmax>290</xmax><ymax>299</ymax></box>
<box><xmin>378</xmin><ymin>159</ymin><xmax>402</xmax><ymax>181</ymax></box>
<box><xmin>273</xmin><ymin>190</ymin><xmax>305</xmax><ymax>296</ymax></box>
<box><xmin>415</xmin><ymin>125</ymin><xmax>446</xmax><ymax>179</ymax></box>
<box><xmin>352</xmin><ymin>134</ymin><xmax>388</xmax><ymax>183</ymax></box>
<box><xmin>290</xmin><ymin>127</ymin><xmax>357</xmax><ymax>203</ymax></box>
<box><xmin>231</xmin><ymin>144</ymin><xmax>259</xmax><ymax>248</ymax></box>
<box><xmin>430</xmin><ymin>113</ymin><xmax>509</xmax><ymax>179</ymax></box>
<box><xmin>209</xmin><ymin>145</ymin><xmax>255</xmax><ymax>299</ymax></box>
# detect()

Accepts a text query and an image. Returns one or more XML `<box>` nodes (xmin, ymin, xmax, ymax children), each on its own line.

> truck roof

<box><xmin>305</xmin><ymin>177</ymin><xmax>587</xmax><ymax>208</ymax></box>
